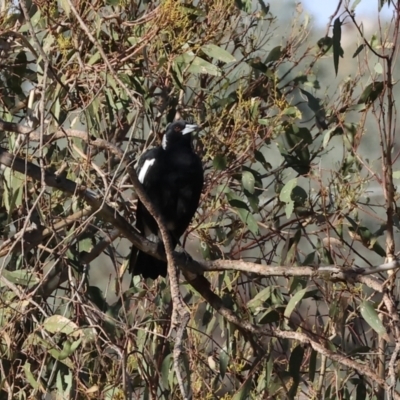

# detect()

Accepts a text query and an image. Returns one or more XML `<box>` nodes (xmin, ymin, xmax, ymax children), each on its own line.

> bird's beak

<box><xmin>182</xmin><ymin>124</ymin><xmax>198</xmax><ymax>135</ymax></box>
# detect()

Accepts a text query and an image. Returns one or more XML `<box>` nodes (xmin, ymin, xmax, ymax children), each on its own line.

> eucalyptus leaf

<box><xmin>201</xmin><ymin>44</ymin><xmax>236</xmax><ymax>63</ymax></box>
<box><xmin>265</xmin><ymin>46</ymin><xmax>282</xmax><ymax>63</ymax></box>
<box><xmin>242</xmin><ymin>171</ymin><xmax>255</xmax><ymax>194</ymax></box>
<box><xmin>1</xmin><ymin>270</ymin><xmax>40</xmax><ymax>287</ymax></box>
<box><xmin>284</xmin><ymin>288</ymin><xmax>308</xmax><ymax>319</ymax></box>
<box><xmin>360</xmin><ymin>301</ymin><xmax>388</xmax><ymax>336</ymax></box>
<box><xmin>333</xmin><ymin>17</ymin><xmax>343</xmax><ymax>76</ymax></box>
<box><xmin>279</xmin><ymin>178</ymin><xmax>297</xmax><ymax>203</ymax></box>
<box><xmin>43</xmin><ymin>315</ymin><xmax>82</xmax><ymax>337</ymax></box>
<box><xmin>174</xmin><ymin>53</ymin><xmax>222</xmax><ymax>76</ymax></box>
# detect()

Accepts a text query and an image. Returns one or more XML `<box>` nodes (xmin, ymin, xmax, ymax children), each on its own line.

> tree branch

<box><xmin>0</xmin><ymin>141</ymin><xmax>397</xmax><ymax>295</ymax></box>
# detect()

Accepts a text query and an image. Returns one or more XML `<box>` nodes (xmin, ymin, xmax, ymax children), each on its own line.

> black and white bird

<box><xmin>129</xmin><ymin>120</ymin><xmax>204</xmax><ymax>279</ymax></box>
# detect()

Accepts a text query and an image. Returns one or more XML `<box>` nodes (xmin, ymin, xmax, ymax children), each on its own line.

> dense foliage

<box><xmin>0</xmin><ymin>0</ymin><xmax>399</xmax><ymax>399</ymax></box>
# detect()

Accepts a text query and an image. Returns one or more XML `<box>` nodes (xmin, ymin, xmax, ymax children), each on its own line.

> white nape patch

<box><xmin>182</xmin><ymin>124</ymin><xmax>198</xmax><ymax>135</ymax></box>
<box><xmin>162</xmin><ymin>134</ymin><xmax>168</xmax><ymax>149</ymax></box>
<box><xmin>138</xmin><ymin>158</ymin><xmax>155</xmax><ymax>183</ymax></box>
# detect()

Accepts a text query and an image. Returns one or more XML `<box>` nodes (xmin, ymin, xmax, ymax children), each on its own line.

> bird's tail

<box><xmin>129</xmin><ymin>248</ymin><xmax>167</xmax><ymax>279</ymax></box>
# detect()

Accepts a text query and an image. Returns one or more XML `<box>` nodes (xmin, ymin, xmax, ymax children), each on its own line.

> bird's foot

<box><xmin>176</xmin><ymin>248</ymin><xmax>203</xmax><ymax>279</ymax></box>
<box><xmin>181</xmin><ymin>248</ymin><xmax>193</xmax><ymax>264</ymax></box>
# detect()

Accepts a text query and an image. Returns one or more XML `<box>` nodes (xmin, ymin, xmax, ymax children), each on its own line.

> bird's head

<box><xmin>162</xmin><ymin>120</ymin><xmax>198</xmax><ymax>150</ymax></box>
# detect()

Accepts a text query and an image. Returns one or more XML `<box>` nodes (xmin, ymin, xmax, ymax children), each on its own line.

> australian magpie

<box><xmin>129</xmin><ymin>120</ymin><xmax>204</xmax><ymax>279</ymax></box>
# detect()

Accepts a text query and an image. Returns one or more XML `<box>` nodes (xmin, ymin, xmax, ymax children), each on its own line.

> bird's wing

<box><xmin>137</xmin><ymin>148</ymin><xmax>160</xmax><ymax>184</ymax></box>
<box><xmin>135</xmin><ymin>148</ymin><xmax>162</xmax><ymax>236</ymax></box>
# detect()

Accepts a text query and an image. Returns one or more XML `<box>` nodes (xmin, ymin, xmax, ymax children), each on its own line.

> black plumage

<box><xmin>129</xmin><ymin>120</ymin><xmax>204</xmax><ymax>279</ymax></box>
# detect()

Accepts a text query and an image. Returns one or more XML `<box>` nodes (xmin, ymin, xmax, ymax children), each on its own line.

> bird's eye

<box><xmin>174</xmin><ymin>126</ymin><xmax>182</xmax><ymax>132</ymax></box>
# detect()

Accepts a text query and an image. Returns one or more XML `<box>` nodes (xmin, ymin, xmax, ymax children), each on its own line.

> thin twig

<box><xmin>1</xmin><ymin>145</ymin><xmax>399</xmax><ymax>397</ymax></box>
<box><xmin>388</xmin><ymin>341</ymin><xmax>400</xmax><ymax>400</ymax></box>
<box><xmin>65</xmin><ymin>0</ymin><xmax>142</xmax><ymax>107</ymax></box>
<box><xmin>185</xmin><ymin>273</ymin><xmax>399</xmax><ymax>397</ymax></box>
<box><xmin>0</xmin><ymin>143</ymin><xmax>398</xmax><ymax>289</ymax></box>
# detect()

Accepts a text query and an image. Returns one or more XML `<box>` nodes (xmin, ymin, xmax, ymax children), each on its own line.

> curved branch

<box><xmin>0</xmin><ymin>142</ymin><xmax>396</xmax><ymax>294</ymax></box>
<box><xmin>186</xmin><ymin>273</ymin><xmax>399</xmax><ymax>398</ymax></box>
<box><xmin>1</xmin><ymin>145</ymin><xmax>398</xmax><ymax>397</ymax></box>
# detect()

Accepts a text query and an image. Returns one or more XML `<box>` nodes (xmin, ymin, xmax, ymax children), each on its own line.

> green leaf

<box><xmin>352</xmin><ymin>44</ymin><xmax>365</xmax><ymax>58</ymax></box>
<box><xmin>356</xmin><ymin>380</ymin><xmax>367</xmax><ymax>400</ymax></box>
<box><xmin>300</xmin><ymin>89</ymin><xmax>327</xmax><ymax>131</ymax></box>
<box><xmin>201</xmin><ymin>307</ymin><xmax>213</xmax><ymax>327</ymax></box>
<box><xmin>227</xmin><ymin>194</ymin><xmax>259</xmax><ymax>234</ymax></box>
<box><xmin>201</xmin><ymin>44</ymin><xmax>236</xmax><ymax>63</ymax></box>
<box><xmin>254</xmin><ymin>150</ymin><xmax>272</xmax><ymax>169</ymax></box>
<box><xmin>370</xmin><ymin>33</ymin><xmax>379</xmax><ymax>49</ymax></box>
<box><xmin>286</xmin><ymin>125</ymin><xmax>313</xmax><ymax>146</ymax></box>
<box><xmin>284</xmin><ymin>201</ymin><xmax>294</xmax><ymax>219</ymax></box>
<box><xmin>289</xmin><ymin>345</ymin><xmax>304</xmax><ymax>377</ymax></box>
<box><xmin>248</xmin><ymin>57</ymin><xmax>269</xmax><ymax>74</ymax></box>
<box><xmin>14</xmin><ymin>51</ymin><xmax>27</xmax><ymax>81</ymax></box>
<box><xmin>357</xmin><ymin>81</ymin><xmax>384</xmax><ymax>104</ymax></box>
<box><xmin>3</xmin><ymin>168</ymin><xmax>24</xmax><ymax>213</ymax></box>
<box><xmin>161</xmin><ymin>354</ymin><xmax>172</xmax><ymax>389</ymax></box>
<box><xmin>360</xmin><ymin>301</ymin><xmax>387</xmax><ymax>336</ymax></box>
<box><xmin>219</xmin><ymin>349</ymin><xmax>230</xmax><ymax>378</ymax></box>
<box><xmin>258</xmin><ymin>308</ymin><xmax>282</xmax><ymax>324</ymax></box>
<box><xmin>347</xmin><ymin>346</ymin><xmax>371</xmax><ymax>356</ymax></box>
<box><xmin>379</xmin><ymin>0</ymin><xmax>390</xmax><ymax>11</ymax></box>
<box><xmin>288</xmin><ymin>345</ymin><xmax>304</xmax><ymax>397</ymax></box>
<box><xmin>258</xmin><ymin>0</ymin><xmax>270</xmax><ymax>14</ymax></box>
<box><xmin>317</xmin><ymin>36</ymin><xmax>333</xmax><ymax>53</ymax></box>
<box><xmin>43</xmin><ymin>315</ymin><xmax>81</xmax><ymax>337</ymax></box>
<box><xmin>279</xmin><ymin>178</ymin><xmax>297</xmax><ymax>218</ymax></box>
<box><xmin>58</xmin><ymin>368</ymin><xmax>73</xmax><ymax>396</ymax></box>
<box><xmin>279</xmin><ymin>178</ymin><xmax>297</xmax><ymax>203</ymax></box>
<box><xmin>299</xmin><ymin>89</ymin><xmax>322</xmax><ymax>114</ymax></box>
<box><xmin>284</xmin><ymin>288</ymin><xmax>307</xmax><ymax>319</ymax></box>
<box><xmin>228</xmin><ymin>197</ymin><xmax>249</xmax><ymax>211</ymax></box>
<box><xmin>281</xmin><ymin>229</ymin><xmax>301</xmax><ymax>265</ymax></box>
<box><xmin>242</xmin><ymin>171</ymin><xmax>255</xmax><ymax>194</ymax></box>
<box><xmin>104</xmin><ymin>386</ymin><xmax>124</xmax><ymax>399</ymax></box>
<box><xmin>88</xmin><ymin>51</ymin><xmax>101</xmax><ymax>65</ymax></box>
<box><xmin>371</xmin><ymin>240</ymin><xmax>386</xmax><ymax>257</ymax></box>
<box><xmin>79</xmin><ymin>237</ymin><xmax>93</xmax><ymax>253</ymax></box>
<box><xmin>232</xmin><ymin>378</ymin><xmax>252</xmax><ymax>400</ymax></box>
<box><xmin>87</xmin><ymin>286</ymin><xmax>108</xmax><ymax>312</ymax></box>
<box><xmin>246</xmin><ymin>192</ymin><xmax>259</xmax><ymax>213</ymax></box>
<box><xmin>332</xmin><ymin>18</ymin><xmax>343</xmax><ymax>76</ymax></box>
<box><xmin>351</xmin><ymin>0</ymin><xmax>362</xmax><ymax>10</ymax></box>
<box><xmin>322</xmin><ymin>127</ymin><xmax>338</xmax><ymax>148</ymax></box>
<box><xmin>247</xmin><ymin>286</ymin><xmax>272</xmax><ymax>309</ymax></box>
<box><xmin>282</xmin><ymin>106</ymin><xmax>300</xmax><ymax>117</ymax></box>
<box><xmin>265</xmin><ymin>46</ymin><xmax>282</xmax><ymax>63</ymax></box>
<box><xmin>321</xmin><ymin>246</ymin><xmax>334</xmax><ymax>264</ymax></box>
<box><xmin>302</xmin><ymin>251</ymin><xmax>316</xmax><ymax>266</ymax></box>
<box><xmin>1</xmin><ymin>270</ymin><xmax>40</xmax><ymax>287</ymax></box>
<box><xmin>348</xmin><ymin>103</ymin><xmax>366</xmax><ymax>112</ymax></box>
<box><xmin>234</xmin><ymin>0</ymin><xmax>252</xmax><ymax>13</ymax></box>
<box><xmin>59</xmin><ymin>0</ymin><xmax>71</xmax><ymax>16</ymax></box>
<box><xmin>236</xmin><ymin>208</ymin><xmax>259</xmax><ymax>235</ymax></box>
<box><xmin>24</xmin><ymin>362</ymin><xmax>39</xmax><ymax>389</ymax></box>
<box><xmin>213</xmin><ymin>154</ymin><xmax>227</xmax><ymax>170</ymax></box>
<box><xmin>374</xmin><ymin>63</ymin><xmax>383</xmax><ymax>75</ymax></box>
<box><xmin>309</xmin><ymin>349</ymin><xmax>317</xmax><ymax>382</ymax></box>
<box><xmin>58</xmin><ymin>338</ymin><xmax>82</xmax><ymax>360</ymax></box>
<box><xmin>174</xmin><ymin>53</ymin><xmax>221</xmax><ymax>76</ymax></box>
<box><xmin>30</xmin><ymin>10</ymin><xmax>42</xmax><ymax>27</ymax></box>
<box><xmin>201</xmin><ymin>241</ymin><xmax>223</xmax><ymax>260</ymax></box>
